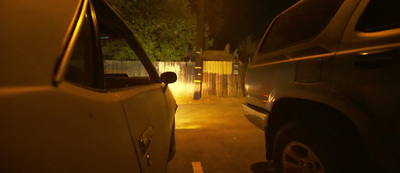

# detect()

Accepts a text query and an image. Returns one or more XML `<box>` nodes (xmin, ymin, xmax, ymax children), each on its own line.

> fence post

<box><xmin>193</xmin><ymin>53</ymin><xmax>203</xmax><ymax>100</ymax></box>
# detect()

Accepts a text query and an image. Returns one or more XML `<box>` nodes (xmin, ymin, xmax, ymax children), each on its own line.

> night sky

<box><xmin>194</xmin><ymin>0</ymin><xmax>297</xmax><ymax>50</ymax></box>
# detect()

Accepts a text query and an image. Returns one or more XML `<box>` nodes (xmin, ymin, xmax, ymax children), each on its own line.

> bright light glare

<box><xmin>157</xmin><ymin>62</ymin><xmax>195</xmax><ymax>98</ymax></box>
<box><xmin>169</xmin><ymin>82</ymin><xmax>194</xmax><ymax>98</ymax></box>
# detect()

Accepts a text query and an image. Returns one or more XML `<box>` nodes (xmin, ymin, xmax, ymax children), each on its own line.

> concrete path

<box><xmin>167</xmin><ymin>98</ymin><xmax>275</xmax><ymax>173</ymax></box>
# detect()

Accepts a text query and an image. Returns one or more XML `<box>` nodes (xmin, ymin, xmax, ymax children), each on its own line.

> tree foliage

<box><xmin>238</xmin><ymin>35</ymin><xmax>259</xmax><ymax>63</ymax></box>
<box><xmin>105</xmin><ymin>0</ymin><xmax>197</xmax><ymax>61</ymax></box>
<box><xmin>101</xmin><ymin>38</ymin><xmax>138</xmax><ymax>60</ymax></box>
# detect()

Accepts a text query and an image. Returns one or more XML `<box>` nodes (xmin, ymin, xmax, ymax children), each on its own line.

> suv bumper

<box><xmin>242</xmin><ymin>104</ymin><xmax>269</xmax><ymax>130</ymax></box>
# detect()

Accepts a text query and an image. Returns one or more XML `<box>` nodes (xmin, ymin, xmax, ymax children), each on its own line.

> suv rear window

<box><xmin>356</xmin><ymin>0</ymin><xmax>400</xmax><ymax>32</ymax></box>
<box><xmin>259</xmin><ymin>0</ymin><xmax>344</xmax><ymax>53</ymax></box>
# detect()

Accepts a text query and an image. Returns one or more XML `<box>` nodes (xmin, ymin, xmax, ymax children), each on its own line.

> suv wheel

<box><xmin>281</xmin><ymin>141</ymin><xmax>325</xmax><ymax>173</ymax></box>
<box><xmin>273</xmin><ymin>122</ymin><xmax>362</xmax><ymax>173</ymax></box>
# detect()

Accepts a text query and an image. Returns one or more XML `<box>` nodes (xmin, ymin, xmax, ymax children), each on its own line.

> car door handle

<box><xmin>354</xmin><ymin>49</ymin><xmax>397</xmax><ymax>69</ymax></box>
<box><xmin>139</xmin><ymin>126</ymin><xmax>153</xmax><ymax>155</ymax></box>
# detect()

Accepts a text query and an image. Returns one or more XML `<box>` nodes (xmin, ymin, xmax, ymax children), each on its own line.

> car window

<box><xmin>65</xmin><ymin>11</ymin><xmax>99</xmax><ymax>88</ymax></box>
<box><xmin>356</xmin><ymin>0</ymin><xmax>400</xmax><ymax>32</ymax></box>
<box><xmin>259</xmin><ymin>0</ymin><xmax>344</xmax><ymax>53</ymax></box>
<box><xmin>100</xmin><ymin>34</ymin><xmax>152</xmax><ymax>89</ymax></box>
<box><xmin>94</xmin><ymin>11</ymin><xmax>153</xmax><ymax>89</ymax></box>
<box><xmin>65</xmin><ymin>2</ymin><xmax>154</xmax><ymax>90</ymax></box>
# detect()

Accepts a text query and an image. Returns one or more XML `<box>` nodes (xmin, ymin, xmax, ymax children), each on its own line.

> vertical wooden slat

<box><xmin>103</xmin><ymin>60</ymin><xmax>246</xmax><ymax>98</ymax></box>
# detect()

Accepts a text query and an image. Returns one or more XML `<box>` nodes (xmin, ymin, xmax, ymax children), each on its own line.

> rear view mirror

<box><xmin>160</xmin><ymin>72</ymin><xmax>177</xmax><ymax>85</ymax></box>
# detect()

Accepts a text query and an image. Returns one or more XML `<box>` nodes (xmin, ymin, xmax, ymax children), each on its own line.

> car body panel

<box><xmin>0</xmin><ymin>0</ymin><xmax>177</xmax><ymax>172</ymax></box>
<box><xmin>242</xmin><ymin>104</ymin><xmax>268</xmax><ymax>130</ymax></box>
<box><xmin>0</xmin><ymin>0</ymin><xmax>82</xmax><ymax>86</ymax></box>
<box><xmin>332</xmin><ymin>0</ymin><xmax>400</xmax><ymax>169</ymax></box>
<box><xmin>113</xmin><ymin>84</ymin><xmax>174</xmax><ymax>173</ymax></box>
<box><xmin>246</xmin><ymin>0</ymin><xmax>361</xmax><ymax>113</ymax></box>
<box><xmin>244</xmin><ymin>0</ymin><xmax>400</xmax><ymax>171</ymax></box>
<box><xmin>0</xmin><ymin>82</ymin><xmax>140</xmax><ymax>172</ymax></box>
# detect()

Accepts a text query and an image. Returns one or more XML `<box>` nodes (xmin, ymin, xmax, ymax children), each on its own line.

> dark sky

<box><xmin>194</xmin><ymin>0</ymin><xmax>297</xmax><ymax>50</ymax></box>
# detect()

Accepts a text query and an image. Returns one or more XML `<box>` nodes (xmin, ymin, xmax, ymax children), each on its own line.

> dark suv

<box><xmin>243</xmin><ymin>0</ymin><xmax>400</xmax><ymax>172</ymax></box>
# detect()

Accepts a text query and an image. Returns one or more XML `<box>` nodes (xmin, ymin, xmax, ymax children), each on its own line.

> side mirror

<box><xmin>160</xmin><ymin>72</ymin><xmax>177</xmax><ymax>88</ymax></box>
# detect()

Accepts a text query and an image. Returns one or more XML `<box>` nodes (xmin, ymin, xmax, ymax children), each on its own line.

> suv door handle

<box><xmin>354</xmin><ymin>49</ymin><xmax>397</xmax><ymax>69</ymax></box>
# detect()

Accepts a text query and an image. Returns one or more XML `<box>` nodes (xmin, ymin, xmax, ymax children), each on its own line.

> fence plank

<box><xmin>103</xmin><ymin>60</ymin><xmax>246</xmax><ymax>98</ymax></box>
<box><xmin>201</xmin><ymin>61</ymin><xmax>245</xmax><ymax>97</ymax></box>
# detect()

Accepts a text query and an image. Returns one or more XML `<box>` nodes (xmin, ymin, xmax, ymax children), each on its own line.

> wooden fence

<box><xmin>202</xmin><ymin>61</ymin><xmax>246</xmax><ymax>97</ymax></box>
<box><xmin>104</xmin><ymin>60</ymin><xmax>195</xmax><ymax>98</ymax></box>
<box><xmin>103</xmin><ymin>60</ymin><xmax>246</xmax><ymax>98</ymax></box>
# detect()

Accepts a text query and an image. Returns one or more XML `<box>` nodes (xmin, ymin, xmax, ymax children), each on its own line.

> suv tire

<box><xmin>273</xmin><ymin>122</ymin><xmax>366</xmax><ymax>173</ymax></box>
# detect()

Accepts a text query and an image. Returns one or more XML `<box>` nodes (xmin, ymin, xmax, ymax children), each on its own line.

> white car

<box><xmin>0</xmin><ymin>0</ymin><xmax>177</xmax><ymax>172</ymax></box>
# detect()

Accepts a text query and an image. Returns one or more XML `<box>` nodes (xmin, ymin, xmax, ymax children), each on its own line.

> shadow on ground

<box><xmin>176</xmin><ymin>96</ymin><xmax>246</xmax><ymax>105</ymax></box>
<box><xmin>251</xmin><ymin>161</ymin><xmax>276</xmax><ymax>173</ymax></box>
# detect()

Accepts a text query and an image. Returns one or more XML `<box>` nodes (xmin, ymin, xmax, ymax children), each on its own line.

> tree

<box><xmin>106</xmin><ymin>0</ymin><xmax>197</xmax><ymax>61</ymax></box>
<box><xmin>203</xmin><ymin>0</ymin><xmax>226</xmax><ymax>50</ymax></box>
<box><xmin>238</xmin><ymin>35</ymin><xmax>259</xmax><ymax>63</ymax></box>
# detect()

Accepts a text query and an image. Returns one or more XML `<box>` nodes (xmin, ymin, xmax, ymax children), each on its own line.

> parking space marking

<box><xmin>192</xmin><ymin>162</ymin><xmax>204</xmax><ymax>173</ymax></box>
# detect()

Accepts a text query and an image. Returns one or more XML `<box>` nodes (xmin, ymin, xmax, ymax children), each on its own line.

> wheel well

<box><xmin>265</xmin><ymin>98</ymin><xmax>366</xmax><ymax>161</ymax></box>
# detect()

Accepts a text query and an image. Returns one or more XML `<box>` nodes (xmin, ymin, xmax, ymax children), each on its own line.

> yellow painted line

<box><xmin>194</xmin><ymin>80</ymin><xmax>201</xmax><ymax>83</ymax></box>
<box><xmin>192</xmin><ymin>162</ymin><xmax>204</xmax><ymax>173</ymax></box>
<box><xmin>195</xmin><ymin>67</ymin><xmax>202</xmax><ymax>69</ymax></box>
